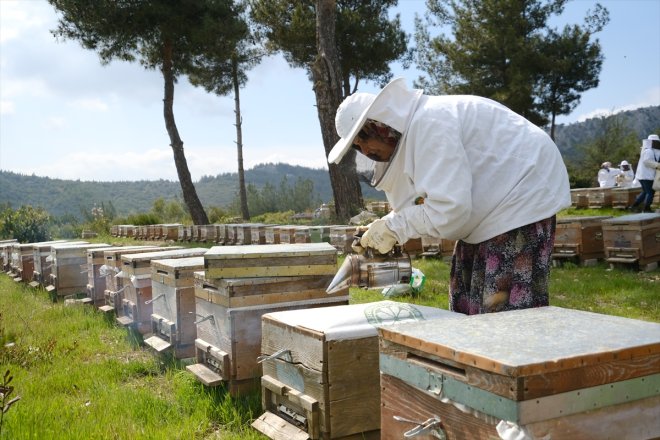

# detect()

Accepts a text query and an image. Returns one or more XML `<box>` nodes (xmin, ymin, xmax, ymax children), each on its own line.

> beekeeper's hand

<box><xmin>360</xmin><ymin>219</ymin><xmax>397</xmax><ymax>254</ymax></box>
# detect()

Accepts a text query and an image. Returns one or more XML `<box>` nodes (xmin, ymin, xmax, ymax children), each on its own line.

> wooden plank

<box><xmin>143</xmin><ymin>335</ymin><xmax>172</xmax><ymax>353</ymax></box>
<box><xmin>186</xmin><ymin>363</ymin><xmax>224</xmax><ymax>386</ymax></box>
<box><xmin>251</xmin><ymin>411</ymin><xmax>311</xmax><ymax>440</ymax></box>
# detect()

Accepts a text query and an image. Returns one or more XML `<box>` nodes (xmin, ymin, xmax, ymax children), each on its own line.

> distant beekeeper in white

<box><xmin>615</xmin><ymin>160</ymin><xmax>635</xmax><ymax>188</ymax></box>
<box><xmin>328</xmin><ymin>78</ymin><xmax>571</xmax><ymax>315</ymax></box>
<box><xmin>597</xmin><ymin>161</ymin><xmax>619</xmax><ymax>188</ymax></box>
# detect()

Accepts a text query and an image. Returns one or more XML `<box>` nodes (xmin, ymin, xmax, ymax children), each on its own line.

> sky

<box><xmin>1</xmin><ymin>0</ymin><xmax>659</xmax><ymax>182</ymax></box>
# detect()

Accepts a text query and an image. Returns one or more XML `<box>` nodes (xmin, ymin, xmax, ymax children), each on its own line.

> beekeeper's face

<box><xmin>352</xmin><ymin>128</ymin><xmax>395</xmax><ymax>162</ymax></box>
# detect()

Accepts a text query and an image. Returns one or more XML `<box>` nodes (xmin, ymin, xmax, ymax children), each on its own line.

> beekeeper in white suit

<box><xmin>328</xmin><ymin>78</ymin><xmax>571</xmax><ymax>315</ymax></box>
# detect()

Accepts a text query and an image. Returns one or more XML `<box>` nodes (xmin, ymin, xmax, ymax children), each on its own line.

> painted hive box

<box><xmin>611</xmin><ymin>187</ymin><xmax>639</xmax><ymax>209</ymax></box>
<box><xmin>116</xmin><ymin>248</ymin><xmax>207</xmax><ymax>334</ymax></box>
<box><xmin>160</xmin><ymin>223</ymin><xmax>182</xmax><ymax>241</ymax></box>
<box><xmin>45</xmin><ymin>243</ymin><xmax>110</xmax><ymax>299</ymax></box>
<box><xmin>187</xmin><ymin>270</ymin><xmax>348</xmax><ymax>397</ymax></box>
<box><xmin>378</xmin><ymin>306</ymin><xmax>660</xmax><ymax>440</ymax></box>
<box><xmin>143</xmin><ymin>256</ymin><xmax>205</xmax><ymax>359</ymax></box>
<box><xmin>601</xmin><ymin>213</ymin><xmax>660</xmax><ymax>268</ymax></box>
<box><xmin>329</xmin><ymin>226</ymin><xmax>357</xmax><ymax>254</ymax></box>
<box><xmin>86</xmin><ymin>246</ymin><xmax>150</xmax><ymax>307</ymax></box>
<box><xmin>552</xmin><ymin>216</ymin><xmax>611</xmax><ymax>265</ymax></box>
<box><xmin>587</xmin><ymin>187</ymin><xmax>613</xmax><ymax>208</ymax></box>
<box><xmin>99</xmin><ymin>246</ymin><xmax>171</xmax><ymax>314</ymax></box>
<box><xmin>10</xmin><ymin>241</ymin><xmax>67</xmax><ymax>282</ymax></box>
<box><xmin>0</xmin><ymin>239</ymin><xmax>17</xmax><ymax>271</ymax></box>
<box><xmin>199</xmin><ymin>225</ymin><xmax>218</xmax><ymax>243</ymax></box>
<box><xmin>204</xmin><ymin>243</ymin><xmax>338</xmax><ymax>279</ymax></box>
<box><xmin>265</xmin><ymin>226</ymin><xmax>281</xmax><ymax>244</ymax></box>
<box><xmin>277</xmin><ymin>226</ymin><xmax>298</xmax><ymax>244</ymax></box>
<box><xmin>30</xmin><ymin>240</ymin><xmax>77</xmax><ymax>286</ymax></box>
<box><xmin>569</xmin><ymin>188</ymin><xmax>589</xmax><ymax>208</ymax></box>
<box><xmin>253</xmin><ymin>301</ymin><xmax>460</xmax><ymax>440</ymax></box>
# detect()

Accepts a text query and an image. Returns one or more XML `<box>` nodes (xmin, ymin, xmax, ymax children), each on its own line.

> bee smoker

<box><xmin>326</xmin><ymin>237</ymin><xmax>412</xmax><ymax>294</ymax></box>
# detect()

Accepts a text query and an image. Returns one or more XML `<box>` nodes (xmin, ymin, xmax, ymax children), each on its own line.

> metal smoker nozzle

<box><xmin>326</xmin><ymin>249</ymin><xmax>412</xmax><ymax>294</ymax></box>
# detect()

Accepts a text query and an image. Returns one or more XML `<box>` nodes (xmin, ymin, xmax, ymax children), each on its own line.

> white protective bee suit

<box><xmin>328</xmin><ymin>78</ymin><xmax>571</xmax><ymax>245</ymax></box>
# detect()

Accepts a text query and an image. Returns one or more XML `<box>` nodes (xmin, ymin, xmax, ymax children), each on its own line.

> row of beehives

<box><xmin>108</xmin><ymin>222</ymin><xmax>457</xmax><ymax>259</ymax></box>
<box><xmin>552</xmin><ymin>212</ymin><xmax>660</xmax><ymax>271</ymax></box>
<box><xmin>569</xmin><ymin>186</ymin><xmax>660</xmax><ymax>209</ymax></box>
<box><xmin>3</xmin><ymin>239</ymin><xmax>659</xmax><ymax>439</ymax></box>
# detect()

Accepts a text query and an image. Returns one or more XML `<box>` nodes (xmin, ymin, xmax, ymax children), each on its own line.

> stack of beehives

<box><xmin>186</xmin><ymin>242</ymin><xmax>349</xmax><ymax>396</ymax></box>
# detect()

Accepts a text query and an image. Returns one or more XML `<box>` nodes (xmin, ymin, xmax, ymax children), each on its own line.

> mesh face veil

<box><xmin>353</xmin><ymin>119</ymin><xmax>403</xmax><ymax>187</ymax></box>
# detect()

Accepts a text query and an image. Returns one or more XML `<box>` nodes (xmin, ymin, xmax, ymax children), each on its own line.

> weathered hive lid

<box><xmin>602</xmin><ymin>213</ymin><xmax>660</xmax><ymax>224</ymax></box>
<box><xmin>377</xmin><ymin>306</ymin><xmax>660</xmax><ymax>377</ymax></box>
<box><xmin>264</xmin><ymin>300</ymin><xmax>461</xmax><ymax>341</ymax></box>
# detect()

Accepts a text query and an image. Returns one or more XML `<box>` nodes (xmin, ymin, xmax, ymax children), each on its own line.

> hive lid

<box><xmin>378</xmin><ymin>306</ymin><xmax>660</xmax><ymax>377</ymax></box>
<box><xmin>264</xmin><ymin>300</ymin><xmax>461</xmax><ymax>341</ymax></box>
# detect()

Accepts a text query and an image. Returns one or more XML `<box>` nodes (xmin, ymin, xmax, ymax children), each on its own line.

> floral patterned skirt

<box><xmin>449</xmin><ymin>216</ymin><xmax>556</xmax><ymax>315</ymax></box>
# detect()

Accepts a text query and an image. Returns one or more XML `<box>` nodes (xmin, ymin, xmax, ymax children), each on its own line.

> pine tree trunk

<box><xmin>233</xmin><ymin>58</ymin><xmax>250</xmax><ymax>220</ymax></box>
<box><xmin>312</xmin><ymin>0</ymin><xmax>363</xmax><ymax>223</ymax></box>
<box><xmin>161</xmin><ymin>39</ymin><xmax>209</xmax><ymax>225</ymax></box>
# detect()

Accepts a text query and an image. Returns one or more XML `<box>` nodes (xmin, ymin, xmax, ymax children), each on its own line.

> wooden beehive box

<box><xmin>46</xmin><ymin>243</ymin><xmax>111</xmax><ymax>300</ymax></box>
<box><xmin>215</xmin><ymin>224</ymin><xmax>227</xmax><ymax>244</ymax></box>
<box><xmin>250</xmin><ymin>224</ymin><xmax>271</xmax><ymax>245</ymax></box>
<box><xmin>611</xmin><ymin>187</ymin><xmax>640</xmax><ymax>209</ymax></box>
<box><xmin>234</xmin><ymin>223</ymin><xmax>253</xmax><ymax>245</ymax></box>
<box><xmin>552</xmin><ymin>216</ymin><xmax>611</xmax><ymax>265</ymax></box>
<box><xmin>265</xmin><ymin>226</ymin><xmax>281</xmax><ymax>244</ymax></box>
<box><xmin>1</xmin><ymin>240</ymin><xmax>18</xmax><ymax>271</ymax></box>
<box><xmin>329</xmin><ymin>226</ymin><xmax>357</xmax><ymax>254</ymax></box>
<box><xmin>177</xmin><ymin>225</ymin><xmax>188</xmax><ymax>242</ymax></box>
<box><xmin>378</xmin><ymin>306</ymin><xmax>660</xmax><ymax>440</ymax></box>
<box><xmin>11</xmin><ymin>240</ymin><xmax>69</xmax><ymax>283</ymax></box>
<box><xmin>602</xmin><ymin>213</ymin><xmax>660</xmax><ymax>270</ymax></box>
<box><xmin>86</xmin><ymin>246</ymin><xmax>152</xmax><ymax>307</ymax></box>
<box><xmin>191</xmin><ymin>225</ymin><xmax>203</xmax><ymax>242</ymax></box>
<box><xmin>143</xmin><ymin>256</ymin><xmax>205</xmax><ymax>359</ymax></box>
<box><xmin>110</xmin><ymin>225</ymin><xmax>119</xmax><ymax>237</ymax></box>
<box><xmin>587</xmin><ymin>187</ymin><xmax>613</xmax><ymax>208</ymax></box>
<box><xmin>277</xmin><ymin>226</ymin><xmax>298</xmax><ymax>244</ymax></box>
<box><xmin>570</xmin><ymin>188</ymin><xmax>589</xmax><ymax>209</ymax></box>
<box><xmin>225</xmin><ymin>224</ymin><xmax>239</xmax><ymax>245</ymax></box>
<box><xmin>253</xmin><ymin>301</ymin><xmax>460</xmax><ymax>440</ymax></box>
<box><xmin>309</xmin><ymin>226</ymin><xmax>331</xmax><ymax>244</ymax></box>
<box><xmin>198</xmin><ymin>225</ymin><xmax>218</xmax><ymax>243</ymax></box>
<box><xmin>99</xmin><ymin>246</ymin><xmax>175</xmax><ymax>314</ymax></box>
<box><xmin>294</xmin><ymin>226</ymin><xmax>311</xmax><ymax>244</ymax></box>
<box><xmin>204</xmin><ymin>243</ymin><xmax>337</xmax><ymax>279</ymax></box>
<box><xmin>0</xmin><ymin>239</ymin><xmax>17</xmax><ymax>272</ymax></box>
<box><xmin>187</xmin><ymin>271</ymin><xmax>349</xmax><ymax>396</ymax></box>
<box><xmin>160</xmin><ymin>223</ymin><xmax>182</xmax><ymax>241</ymax></box>
<box><xmin>117</xmin><ymin>248</ymin><xmax>208</xmax><ymax>333</ymax></box>
<box><xmin>30</xmin><ymin>240</ymin><xmax>79</xmax><ymax>287</ymax></box>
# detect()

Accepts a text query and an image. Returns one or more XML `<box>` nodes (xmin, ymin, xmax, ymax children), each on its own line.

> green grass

<box><xmin>0</xmin><ymin>251</ymin><xmax>658</xmax><ymax>439</ymax></box>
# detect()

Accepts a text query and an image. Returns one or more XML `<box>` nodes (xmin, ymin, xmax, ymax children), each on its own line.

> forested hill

<box><xmin>1</xmin><ymin>105</ymin><xmax>658</xmax><ymax>219</ymax></box>
<box><xmin>0</xmin><ymin>163</ymin><xmax>384</xmax><ymax>218</ymax></box>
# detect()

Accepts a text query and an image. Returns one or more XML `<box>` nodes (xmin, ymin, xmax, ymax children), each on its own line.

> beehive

<box><xmin>86</xmin><ymin>246</ymin><xmax>152</xmax><ymax>307</ymax></box>
<box><xmin>143</xmin><ymin>256</ymin><xmax>205</xmax><ymax>358</ymax></box>
<box><xmin>99</xmin><ymin>246</ymin><xmax>174</xmax><ymax>314</ymax></box>
<box><xmin>253</xmin><ymin>301</ymin><xmax>459</xmax><ymax>440</ymax></box>
<box><xmin>378</xmin><ymin>306</ymin><xmax>660</xmax><ymax>440</ymax></box>
<box><xmin>587</xmin><ymin>187</ymin><xmax>613</xmax><ymax>208</ymax></box>
<box><xmin>116</xmin><ymin>248</ymin><xmax>207</xmax><ymax>333</ymax></box>
<box><xmin>570</xmin><ymin>188</ymin><xmax>589</xmax><ymax>209</ymax></box>
<box><xmin>329</xmin><ymin>226</ymin><xmax>357</xmax><ymax>254</ymax></box>
<box><xmin>552</xmin><ymin>216</ymin><xmax>611</xmax><ymax>265</ymax></box>
<box><xmin>45</xmin><ymin>243</ymin><xmax>111</xmax><ymax>300</ymax></box>
<box><xmin>611</xmin><ymin>187</ymin><xmax>640</xmax><ymax>209</ymax></box>
<box><xmin>602</xmin><ymin>213</ymin><xmax>660</xmax><ymax>270</ymax></box>
<box><xmin>187</xmin><ymin>270</ymin><xmax>348</xmax><ymax>396</ymax></box>
<box><xmin>265</xmin><ymin>225</ymin><xmax>281</xmax><ymax>244</ymax></box>
<box><xmin>30</xmin><ymin>240</ymin><xmax>84</xmax><ymax>287</ymax></box>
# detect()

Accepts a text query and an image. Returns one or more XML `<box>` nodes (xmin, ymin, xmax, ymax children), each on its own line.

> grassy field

<box><xmin>1</xmin><ymin>225</ymin><xmax>658</xmax><ymax>438</ymax></box>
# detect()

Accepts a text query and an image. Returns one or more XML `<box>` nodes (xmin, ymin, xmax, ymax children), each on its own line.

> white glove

<box><xmin>360</xmin><ymin>219</ymin><xmax>398</xmax><ymax>254</ymax></box>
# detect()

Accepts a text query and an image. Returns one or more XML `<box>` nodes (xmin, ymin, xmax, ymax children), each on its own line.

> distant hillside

<box><xmin>0</xmin><ymin>163</ymin><xmax>384</xmax><ymax>219</ymax></box>
<box><xmin>552</xmin><ymin>105</ymin><xmax>660</xmax><ymax>161</ymax></box>
<box><xmin>1</xmin><ymin>106</ymin><xmax>657</xmax><ymax>219</ymax></box>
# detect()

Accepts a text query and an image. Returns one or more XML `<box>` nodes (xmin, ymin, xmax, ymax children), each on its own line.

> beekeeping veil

<box><xmin>328</xmin><ymin>78</ymin><xmax>423</xmax><ymax>189</ymax></box>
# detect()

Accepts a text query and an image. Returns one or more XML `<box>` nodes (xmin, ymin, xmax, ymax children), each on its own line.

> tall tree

<box><xmin>249</xmin><ymin>0</ymin><xmax>410</xmax><ymax>221</ymax></box>
<box><xmin>536</xmin><ymin>5</ymin><xmax>608</xmax><ymax>139</ymax></box>
<box><xmin>49</xmin><ymin>0</ymin><xmax>247</xmax><ymax>225</ymax></box>
<box><xmin>187</xmin><ymin>6</ymin><xmax>259</xmax><ymax>221</ymax></box>
<box><xmin>415</xmin><ymin>0</ymin><xmax>607</xmax><ymax>127</ymax></box>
